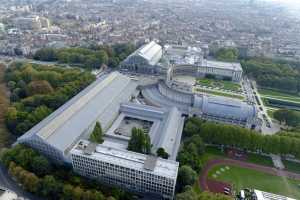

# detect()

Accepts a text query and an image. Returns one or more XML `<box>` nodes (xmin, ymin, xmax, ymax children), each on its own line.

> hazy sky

<box><xmin>264</xmin><ymin>0</ymin><xmax>300</xmax><ymax>13</ymax></box>
<box><xmin>266</xmin><ymin>0</ymin><xmax>300</xmax><ymax>6</ymax></box>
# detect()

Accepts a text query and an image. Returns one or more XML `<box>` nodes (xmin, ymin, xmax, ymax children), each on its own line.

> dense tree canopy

<box><xmin>241</xmin><ymin>58</ymin><xmax>300</xmax><ymax>94</ymax></box>
<box><xmin>127</xmin><ymin>127</ymin><xmax>151</xmax><ymax>154</ymax></box>
<box><xmin>4</xmin><ymin>63</ymin><xmax>95</xmax><ymax>136</ymax></box>
<box><xmin>176</xmin><ymin>165</ymin><xmax>197</xmax><ymax>192</ymax></box>
<box><xmin>273</xmin><ymin>109</ymin><xmax>300</xmax><ymax>127</ymax></box>
<box><xmin>176</xmin><ymin>188</ymin><xmax>232</xmax><ymax>200</ymax></box>
<box><xmin>215</xmin><ymin>48</ymin><xmax>239</xmax><ymax>62</ymax></box>
<box><xmin>33</xmin><ymin>43</ymin><xmax>136</xmax><ymax>69</ymax></box>
<box><xmin>1</xmin><ymin>145</ymin><xmax>132</xmax><ymax>200</ymax></box>
<box><xmin>177</xmin><ymin>134</ymin><xmax>205</xmax><ymax>172</ymax></box>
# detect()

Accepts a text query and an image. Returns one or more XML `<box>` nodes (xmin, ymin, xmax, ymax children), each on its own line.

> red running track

<box><xmin>199</xmin><ymin>158</ymin><xmax>300</xmax><ymax>191</ymax></box>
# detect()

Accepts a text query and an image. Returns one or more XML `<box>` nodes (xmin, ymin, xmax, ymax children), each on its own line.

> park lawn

<box><xmin>259</xmin><ymin>89</ymin><xmax>300</xmax><ymax>103</ymax></box>
<box><xmin>266</xmin><ymin>108</ymin><xmax>276</xmax><ymax>119</ymax></box>
<box><xmin>202</xmin><ymin>146</ymin><xmax>274</xmax><ymax>168</ymax></box>
<box><xmin>195</xmin><ymin>88</ymin><xmax>244</xmax><ymax>100</ymax></box>
<box><xmin>208</xmin><ymin>165</ymin><xmax>300</xmax><ymax>199</ymax></box>
<box><xmin>283</xmin><ymin>160</ymin><xmax>300</xmax><ymax>174</ymax></box>
<box><xmin>201</xmin><ymin>146</ymin><xmax>226</xmax><ymax>164</ymax></box>
<box><xmin>197</xmin><ymin>78</ymin><xmax>242</xmax><ymax>92</ymax></box>
<box><xmin>247</xmin><ymin>153</ymin><xmax>273</xmax><ymax>167</ymax></box>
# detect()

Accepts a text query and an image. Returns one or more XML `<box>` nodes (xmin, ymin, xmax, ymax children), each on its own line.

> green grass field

<box><xmin>195</xmin><ymin>88</ymin><xmax>244</xmax><ymax>100</ymax></box>
<box><xmin>202</xmin><ymin>146</ymin><xmax>273</xmax><ymax>167</ymax></box>
<box><xmin>197</xmin><ymin>78</ymin><xmax>242</xmax><ymax>92</ymax></box>
<box><xmin>201</xmin><ymin>146</ymin><xmax>226</xmax><ymax>164</ymax></box>
<box><xmin>247</xmin><ymin>153</ymin><xmax>274</xmax><ymax>167</ymax></box>
<box><xmin>208</xmin><ymin>165</ymin><xmax>300</xmax><ymax>199</ymax></box>
<box><xmin>259</xmin><ymin>89</ymin><xmax>300</xmax><ymax>103</ymax></box>
<box><xmin>283</xmin><ymin>160</ymin><xmax>300</xmax><ymax>174</ymax></box>
<box><xmin>266</xmin><ymin>108</ymin><xmax>277</xmax><ymax>119</ymax></box>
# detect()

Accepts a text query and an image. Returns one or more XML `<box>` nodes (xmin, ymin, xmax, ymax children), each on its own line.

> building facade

<box><xmin>71</xmin><ymin>140</ymin><xmax>178</xmax><ymax>200</ymax></box>
<box><xmin>121</xmin><ymin>41</ymin><xmax>243</xmax><ymax>82</ymax></box>
<box><xmin>120</xmin><ymin>41</ymin><xmax>163</xmax><ymax>74</ymax></box>
<box><xmin>141</xmin><ymin>80</ymin><xmax>258</xmax><ymax>129</ymax></box>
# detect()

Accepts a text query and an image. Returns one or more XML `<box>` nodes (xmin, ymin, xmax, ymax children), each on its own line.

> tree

<box><xmin>274</xmin><ymin>109</ymin><xmax>300</xmax><ymax>127</ymax></box>
<box><xmin>28</xmin><ymin>106</ymin><xmax>52</xmax><ymax>125</ymax></box>
<box><xmin>22</xmin><ymin>171</ymin><xmax>40</xmax><ymax>193</ymax></box>
<box><xmin>96</xmin><ymin>50</ymin><xmax>109</xmax><ymax>65</ymax></box>
<box><xmin>176</xmin><ymin>188</ymin><xmax>197</xmax><ymax>200</ymax></box>
<box><xmin>7</xmin><ymin>81</ymin><xmax>16</xmax><ymax>90</ymax></box>
<box><xmin>34</xmin><ymin>48</ymin><xmax>58</xmax><ymax>61</ymax></box>
<box><xmin>62</xmin><ymin>184</ymin><xmax>74</xmax><ymax>200</ymax></box>
<box><xmin>89</xmin><ymin>122</ymin><xmax>104</xmax><ymax>144</ymax></box>
<box><xmin>72</xmin><ymin>186</ymin><xmax>84</xmax><ymax>200</ymax></box>
<box><xmin>31</xmin><ymin>156</ymin><xmax>51</xmax><ymax>176</ymax></box>
<box><xmin>40</xmin><ymin>175</ymin><xmax>62</xmax><ymax>198</ymax></box>
<box><xmin>156</xmin><ymin>147</ymin><xmax>169</xmax><ymax>159</ymax></box>
<box><xmin>5</xmin><ymin>107</ymin><xmax>18</xmax><ymax>131</ymax></box>
<box><xmin>177</xmin><ymin>165</ymin><xmax>197</xmax><ymax>192</ymax></box>
<box><xmin>216</xmin><ymin>48</ymin><xmax>239</xmax><ymax>62</ymax></box>
<box><xmin>176</xmin><ymin>188</ymin><xmax>232</xmax><ymax>200</ymax></box>
<box><xmin>26</xmin><ymin>80</ymin><xmax>54</xmax><ymax>96</ymax></box>
<box><xmin>127</xmin><ymin>127</ymin><xmax>151</xmax><ymax>154</ymax></box>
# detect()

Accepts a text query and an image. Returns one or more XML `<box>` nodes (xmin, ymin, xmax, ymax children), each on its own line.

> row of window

<box><xmin>72</xmin><ymin>154</ymin><xmax>175</xmax><ymax>196</ymax></box>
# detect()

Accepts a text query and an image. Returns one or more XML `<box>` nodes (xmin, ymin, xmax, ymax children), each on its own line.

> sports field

<box><xmin>208</xmin><ymin>165</ymin><xmax>300</xmax><ymax>199</ymax></box>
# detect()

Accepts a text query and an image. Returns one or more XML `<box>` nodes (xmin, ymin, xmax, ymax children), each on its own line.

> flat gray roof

<box><xmin>72</xmin><ymin>140</ymin><xmax>179</xmax><ymax>178</ymax></box>
<box><xmin>204</xmin><ymin>60</ymin><xmax>243</xmax><ymax>71</ymax></box>
<box><xmin>144</xmin><ymin>156</ymin><xmax>158</xmax><ymax>171</ymax></box>
<box><xmin>18</xmin><ymin>72</ymin><xmax>137</xmax><ymax>154</ymax></box>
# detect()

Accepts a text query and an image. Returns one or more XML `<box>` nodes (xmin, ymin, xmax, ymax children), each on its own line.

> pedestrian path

<box><xmin>271</xmin><ymin>154</ymin><xmax>285</xmax><ymax>170</ymax></box>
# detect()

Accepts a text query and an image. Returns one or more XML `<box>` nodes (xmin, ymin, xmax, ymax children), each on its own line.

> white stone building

<box><xmin>71</xmin><ymin>140</ymin><xmax>178</xmax><ymax>200</ymax></box>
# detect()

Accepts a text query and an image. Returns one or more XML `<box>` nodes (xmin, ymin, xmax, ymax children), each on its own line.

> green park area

<box><xmin>208</xmin><ymin>165</ymin><xmax>300</xmax><ymax>199</ymax></box>
<box><xmin>203</xmin><ymin>147</ymin><xmax>273</xmax><ymax>167</ymax></box>
<box><xmin>197</xmin><ymin>78</ymin><xmax>242</xmax><ymax>93</ymax></box>
<box><xmin>0</xmin><ymin>64</ymin><xmax>12</xmax><ymax>148</ymax></box>
<box><xmin>195</xmin><ymin>88</ymin><xmax>244</xmax><ymax>100</ymax></box>
<box><xmin>283</xmin><ymin>160</ymin><xmax>300</xmax><ymax>174</ymax></box>
<box><xmin>259</xmin><ymin>89</ymin><xmax>300</xmax><ymax>103</ymax></box>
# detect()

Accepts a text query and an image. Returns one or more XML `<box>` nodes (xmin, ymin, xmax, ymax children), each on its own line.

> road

<box><xmin>251</xmin><ymin>80</ymin><xmax>280</xmax><ymax>134</ymax></box>
<box><xmin>242</xmin><ymin>77</ymin><xmax>280</xmax><ymax>135</ymax></box>
<box><xmin>0</xmin><ymin>164</ymin><xmax>43</xmax><ymax>200</ymax></box>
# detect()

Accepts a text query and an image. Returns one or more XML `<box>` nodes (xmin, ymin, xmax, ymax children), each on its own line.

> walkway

<box><xmin>199</xmin><ymin>158</ymin><xmax>300</xmax><ymax>191</ymax></box>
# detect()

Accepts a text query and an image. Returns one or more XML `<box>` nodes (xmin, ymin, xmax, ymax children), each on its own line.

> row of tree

<box><xmin>4</xmin><ymin>63</ymin><xmax>95</xmax><ymax>136</ymax></box>
<box><xmin>175</xmin><ymin>118</ymin><xmax>233</xmax><ymax>199</ymax></box>
<box><xmin>1</xmin><ymin>145</ymin><xmax>132</xmax><ymax>200</ymax></box>
<box><xmin>184</xmin><ymin>117</ymin><xmax>300</xmax><ymax>159</ymax></box>
<box><xmin>33</xmin><ymin>43</ymin><xmax>136</xmax><ymax>69</ymax></box>
<box><xmin>8</xmin><ymin>161</ymin><xmax>109</xmax><ymax>200</ymax></box>
<box><xmin>177</xmin><ymin>134</ymin><xmax>205</xmax><ymax>172</ymax></box>
<box><xmin>273</xmin><ymin>109</ymin><xmax>300</xmax><ymax>127</ymax></box>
